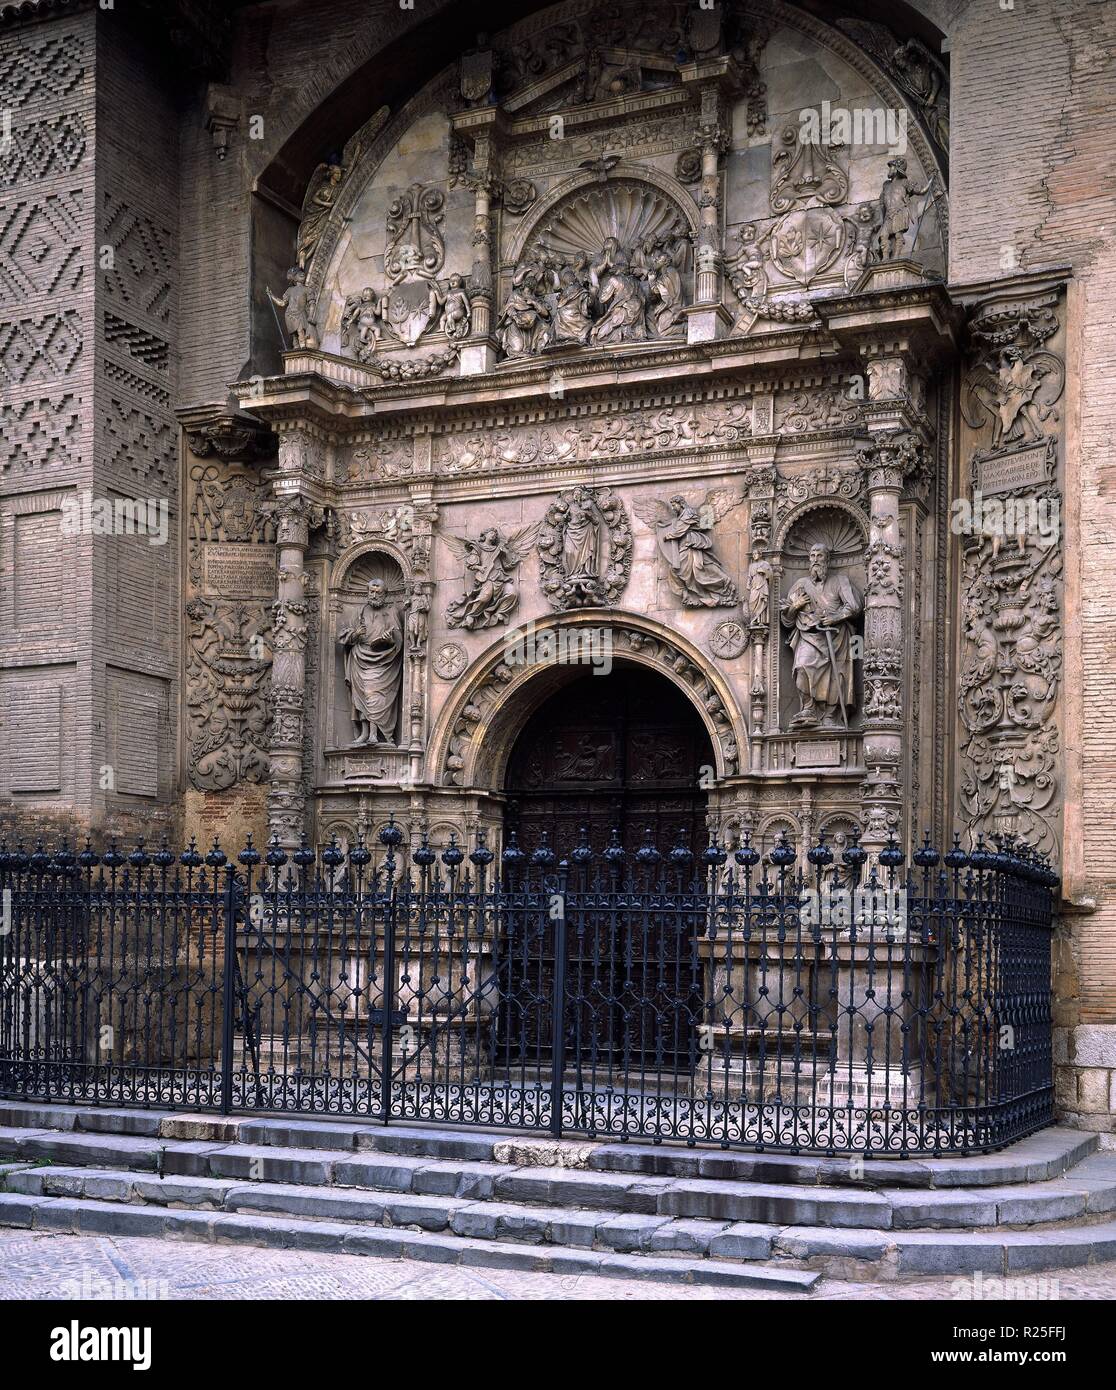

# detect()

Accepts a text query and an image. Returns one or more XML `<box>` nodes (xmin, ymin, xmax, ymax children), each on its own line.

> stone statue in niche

<box><xmin>268</xmin><ymin>267</ymin><xmax>315</xmax><ymax>349</ymax></box>
<box><xmin>634</xmin><ymin>490</ymin><xmax>740</xmax><ymax>607</ymax></box>
<box><xmin>780</xmin><ymin>544</ymin><xmax>862</xmax><ymax>730</ymax></box>
<box><xmin>444</xmin><ymin>524</ymin><xmax>541</xmax><ymax>631</ymax></box>
<box><xmin>338</xmin><ymin>579</ymin><xmax>404</xmax><ymax>746</ymax></box>
<box><xmin>873</xmin><ymin>157</ymin><xmax>937</xmax><ymax>262</ymax></box>
<box><xmin>747</xmin><ymin>552</ymin><xmax>773</xmax><ymax>627</ymax></box>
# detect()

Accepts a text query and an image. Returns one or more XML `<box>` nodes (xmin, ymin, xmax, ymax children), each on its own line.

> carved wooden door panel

<box><xmin>502</xmin><ymin>670</ymin><xmax>711</xmax><ymax>1066</ymax></box>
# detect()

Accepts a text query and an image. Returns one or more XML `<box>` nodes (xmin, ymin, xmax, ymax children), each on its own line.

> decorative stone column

<box><xmin>681</xmin><ymin>66</ymin><xmax>736</xmax><ymax>343</ymax></box>
<box><xmin>450</xmin><ymin>106</ymin><xmax>505</xmax><ymax>375</ymax></box>
<box><xmin>857</xmin><ymin>429</ymin><xmax>913</xmax><ymax>855</ymax></box>
<box><xmin>266</xmin><ymin>491</ymin><xmax>321</xmax><ymax>850</ymax></box>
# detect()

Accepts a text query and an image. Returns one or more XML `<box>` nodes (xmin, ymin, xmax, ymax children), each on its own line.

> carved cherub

<box><xmin>437</xmin><ymin>274</ymin><xmax>472</xmax><ymax>339</ymax></box>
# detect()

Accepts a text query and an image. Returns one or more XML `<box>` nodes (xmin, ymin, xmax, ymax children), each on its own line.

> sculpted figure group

<box><xmin>497</xmin><ymin>233</ymin><xmax>688</xmax><ymax>359</ymax></box>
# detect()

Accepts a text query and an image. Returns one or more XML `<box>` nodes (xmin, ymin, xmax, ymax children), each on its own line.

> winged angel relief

<box><xmin>633</xmin><ymin>490</ymin><xmax>740</xmax><ymax>607</ymax></box>
<box><xmin>444</xmin><ymin>524</ymin><xmax>541</xmax><ymax>631</ymax></box>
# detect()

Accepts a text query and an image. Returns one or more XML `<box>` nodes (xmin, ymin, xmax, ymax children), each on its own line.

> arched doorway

<box><xmin>500</xmin><ymin>665</ymin><xmax>714</xmax><ymax>1068</ymax></box>
<box><xmin>504</xmin><ymin>665</ymin><xmax>714</xmax><ymax>858</ymax></box>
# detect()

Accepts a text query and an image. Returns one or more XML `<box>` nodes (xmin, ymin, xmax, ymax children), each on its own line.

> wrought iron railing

<box><xmin>0</xmin><ymin>825</ymin><xmax>1057</xmax><ymax>1155</ymax></box>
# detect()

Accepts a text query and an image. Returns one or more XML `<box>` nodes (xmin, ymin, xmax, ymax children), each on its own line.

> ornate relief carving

<box><xmin>444</xmin><ymin>524</ymin><xmax>541</xmax><ymax>631</ymax></box>
<box><xmin>434</xmin><ymin>396</ymin><xmax>751</xmax><ymax>476</ymax></box>
<box><xmin>537</xmin><ymin>486</ymin><xmax>632</xmax><ymax>610</ymax></box>
<box><xmin>836</xmin><ymin>19</ymin><xmax>950</xmax><ymax>155</ymax></box>
<box><xmin>185</xmin><ymin>597</ymin><xmax>272</xmax><ymax>791</ymax></box>
<box><xmin>633</xmin><ymin>489</ymin><xmax>740</xmax><ymax>607</ymax></box>
<box><xmin>774</xmin><ymin>384</ymin><xmax>860</xmax><ymax>435</ymax></box>
<box><xmin>958</xmin><ymin>297</ymin><xmax>1063</xmax><ymax>858</ymax></box>
<box><xmin>962</xmin><ymin>300</ymin><xmax>1064</xmax><ymax>450</ymax></box>
<box><xmin>499</xmin><ymin>182</ymin><xmax>690</xmax><ymax>358</ymax></box>
<box><xmin>770</xmin><ymin>125</ymin><xmax>848</xmax><ymax>214</ymax></box>
<box><xmin>441</xmin><ymin>623</ymin><xmax>739</xmax><ymax>787</ymax></box>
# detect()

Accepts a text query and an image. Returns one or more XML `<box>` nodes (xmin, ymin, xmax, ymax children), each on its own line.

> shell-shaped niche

<box><xmin>528</xmin><ymin>181</ymin><xmax>690</xmax><ymax>262</ymax></box>
<box><xmin>783</xmin><ymin>510</ymin><xmax>864</xmax><ymax>565</ymax></box>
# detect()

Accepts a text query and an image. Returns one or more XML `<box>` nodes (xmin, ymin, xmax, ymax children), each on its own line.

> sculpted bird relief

<box><xmin>443</xmin><ymin>524</ymin><xmax>541</xmax><ymax>631</ymax></box>
<box><xmin>634</xmin><ymin>489</ymin><xmax>740</xmax><ymax>607</ymax></box>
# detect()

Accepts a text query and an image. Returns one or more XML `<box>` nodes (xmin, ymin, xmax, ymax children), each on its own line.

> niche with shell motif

<box><xmin>776</xmin><ymin>507</ymin><xmax>866</xmax><ymax>734</ymax></box>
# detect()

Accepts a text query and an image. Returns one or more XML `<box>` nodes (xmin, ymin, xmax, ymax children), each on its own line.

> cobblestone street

<box><xmin>1</xmin><ymin>1230</ymin><xmax>1114</xmax><ymax>1301</ymax></box>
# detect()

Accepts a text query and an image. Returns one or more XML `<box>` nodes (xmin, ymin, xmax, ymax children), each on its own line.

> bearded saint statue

<box><xmin>338</xmin><ymin>579</ymin><xmax>404</xmax><ymax>745</ymax></box>
<box><xmin>780</xmin><ymin>543</ymin><xmax>862</xmax><ymax>729</ymax></box>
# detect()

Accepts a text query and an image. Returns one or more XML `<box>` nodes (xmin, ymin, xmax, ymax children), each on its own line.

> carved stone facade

<box><xmin>3</xmin><ymin>0</ymin><xmax>1114</xmax><ymax>1139</ymax></box>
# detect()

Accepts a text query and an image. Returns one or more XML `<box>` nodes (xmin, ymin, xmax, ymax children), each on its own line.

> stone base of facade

<box><xmin>1055</xmin><ymin>1024</ymin><xmax>1116</xmax><ymax>1148</ymax></box>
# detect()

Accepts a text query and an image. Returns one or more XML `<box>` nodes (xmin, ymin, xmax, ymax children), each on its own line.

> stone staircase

<box><xmin>2</xmin><ymin>1103</ymin><xmax>1115</xmax><ymax>1292</ymax></box>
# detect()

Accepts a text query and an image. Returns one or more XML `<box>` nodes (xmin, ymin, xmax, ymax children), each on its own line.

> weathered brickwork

<box><xmin>0</xmin><ymin>9</ymin><xmax>94</xmax><ymax>818</ymax></box>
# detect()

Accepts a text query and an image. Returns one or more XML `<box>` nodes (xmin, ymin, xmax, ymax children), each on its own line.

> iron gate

<box><xmin>0</xmin><ymin>824</ymin><xmax>1057</xmax><ymax>1155</ymax></box>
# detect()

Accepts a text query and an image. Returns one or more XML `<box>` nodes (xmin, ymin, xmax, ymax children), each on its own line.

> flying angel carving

<box><xmin>634</xmin><ymin>489</ymin><xmax>741</xmax><ymax>607</ymax></box>
<box><xmin>444</xmin><ymin>522</ymin><xmax>541</xmax><ymax>631</ymax></box>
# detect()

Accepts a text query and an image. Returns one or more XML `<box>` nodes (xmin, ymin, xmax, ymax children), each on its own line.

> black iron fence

<box><xmin>0</xmin><ymin>825</ymin><xmax>1057</xmax><ymax>1156</ymax></box>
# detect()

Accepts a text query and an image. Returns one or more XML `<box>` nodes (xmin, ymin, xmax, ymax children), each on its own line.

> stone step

<box><xmin>2</xmin><ymin>1124</ymin><xmax>1115</xmax><ymax>1232</ymax></box>
<box><xmin>3</xmin><ymin>1171</ymin><xmax>1116</xmax><ymax>1279</ymax></box>
<box><xmin>0</xmin><ymin>1191</ymin><xmax>818</xmax><ymax>1292</ymax></box>
<box><xmin>0</xmin><ymin>1101</ymin><xmax>1096</xmax><ymax>1188</ymax></box>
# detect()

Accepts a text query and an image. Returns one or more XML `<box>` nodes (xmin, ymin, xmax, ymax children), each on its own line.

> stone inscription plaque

<box><xmin>795</xmin><ymin>738</ymin><xmax>841</xmax><ymax>767</ymax></box>
<box><xmin>976</xmin><ymin>442</ymin><xmax>1052</xmax><ymax>497</ymax></box>
<box><xmin>202</xmin><ymin>543</ymin><xmax>277</xmax><ymax>598</ymax></box>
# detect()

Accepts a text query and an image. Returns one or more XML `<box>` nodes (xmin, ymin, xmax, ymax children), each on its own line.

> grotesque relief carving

<box><xmin>338</xmin><ymin>578</ymin><xmax>405</xmax><ymax>747</ymax></box>
<box><xmin>185</xmin><ymin>598</ymin><xmax>272</xmax><ymax>790</ymax></box>
<box><xmin>957</xmin><ymin>299</ymin><xmax>1063</xmax><ymax>856</ymax></box>
<box><xmin>962</xmin><ymin>301</ymin><xmax>1065</xmax><ymax>451</ymax></box>
<box><xmin>443</xmin><ymin>524</ymin><xmax>541</xmax><ymax>631</ymax></box>
<box><xmin>537</xmin><ymin>486</ymin><xmax>632</xmax><ymax>611</ymax></box>
<box><xmin>498</xmin><ymin>183</ymin><xmax>690</xmax><ymax>358</ymax></box>
<box><xmin>774</xmin><ymin>386</ymin><xmax>861</xmax><ymax>435</ymax></box>
<box><xmin>634</xmin><ymin>490</ymin><xmax>740</xmax><ymax>607</ymax></box>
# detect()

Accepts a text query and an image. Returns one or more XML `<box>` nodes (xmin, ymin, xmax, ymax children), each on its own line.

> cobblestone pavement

<box><xmin>0</xmin><ymin>1230</ymin><xmax>1114</xmax><ymax>1300</ymax></box>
